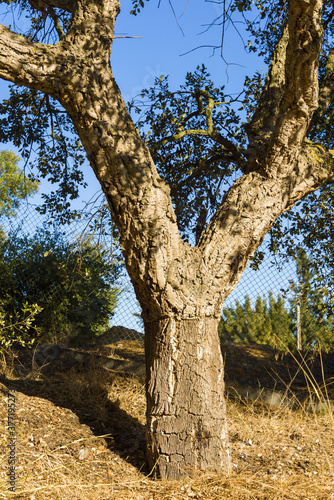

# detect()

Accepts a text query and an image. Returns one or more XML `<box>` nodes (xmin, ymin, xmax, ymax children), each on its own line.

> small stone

<box><xmin>78</xmin><ymin>448</ymin><xmax>90</xmax><ymax>460</ymax></box>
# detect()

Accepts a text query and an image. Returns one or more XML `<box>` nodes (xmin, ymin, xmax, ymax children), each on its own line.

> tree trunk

<box><xmin>144</xmin><ymin>316</ymin><xmax>230</xmax><ymax>479</ymax></box>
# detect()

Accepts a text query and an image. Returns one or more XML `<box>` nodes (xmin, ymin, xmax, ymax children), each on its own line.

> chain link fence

<box><xmin>0</xmin><ymin>197</ymin><xmax>300</xmax><ymax>346</ymax></box>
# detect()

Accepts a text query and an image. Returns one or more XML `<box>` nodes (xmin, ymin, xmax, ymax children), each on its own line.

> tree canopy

<box><xmin>0</xmin><ymin>84</ymin><xmax>86</xmax><ymax>222</ymax></box>
<box><xmin>129</xmin><ymin>65</ymin><xmax>245</xmax><ymax>241</ymax></box>
<box><xmin>1</xmin><ymin>0</ymin><xmax>334</xmax><ymax>240</ymax></box>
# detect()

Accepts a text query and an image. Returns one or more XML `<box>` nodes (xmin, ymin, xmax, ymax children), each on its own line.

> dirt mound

<box><xmin>221</xmin><ymin>342</ymin><xmax>334</xmax><ymax>402</ymax></box>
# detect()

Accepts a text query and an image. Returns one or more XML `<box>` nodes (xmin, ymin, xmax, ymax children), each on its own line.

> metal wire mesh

<box><xmin>0</xmin><ymin>198</ymin><xmax>299</xmax><ymax>345</ymax></box>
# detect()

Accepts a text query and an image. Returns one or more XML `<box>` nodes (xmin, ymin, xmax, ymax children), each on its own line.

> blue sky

<box><xmin>112</xmin><ymin>1</ymin><xmax>263</xmax><ymax>103</ymax></box>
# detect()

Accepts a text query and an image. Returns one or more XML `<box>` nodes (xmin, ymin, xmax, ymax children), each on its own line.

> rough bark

<box><xmin>145</xmin><ymin>317</ymin><xmax>230</xmax><ymax>479</ymax></box>
<box><xmin>0</xmin><ymin>0</ymin><xmax>332</xmax><ymax>479</ymax></box>
<box><xmin>247</xmin><ymin>0</ymin><xmax>323</xmax><ymax>177</ymax></box>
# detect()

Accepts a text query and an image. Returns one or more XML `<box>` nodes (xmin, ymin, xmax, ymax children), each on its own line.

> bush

<box><xmin>0</xmin><ymin>301</ymin><xmax>42</xmax><ymax>351</ymax></box>
<box><xmin>0</xmin><ymin>226</ymin><xmax>121</xmax><ymax>345</ymax></box>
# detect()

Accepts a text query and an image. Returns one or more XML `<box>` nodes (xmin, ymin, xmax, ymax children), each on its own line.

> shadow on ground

<box><xmin>0</xmin><ymin>347</ymin><xmax>148</xmax><ymax>473</ymax></box>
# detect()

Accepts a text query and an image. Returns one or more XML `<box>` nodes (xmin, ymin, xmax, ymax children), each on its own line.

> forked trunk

<box><xmin>144</xmin><ymin>316</ymin><xmax>230</xmax><ymax>479</ymax></box>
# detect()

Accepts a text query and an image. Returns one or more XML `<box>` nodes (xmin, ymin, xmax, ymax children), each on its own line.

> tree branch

<box><xmin>151</xmin><ymin>126</ymin><xmax>244</xmax><ymax>165</ymax></box>
<box><xmin>46</xmin><ymin>6</ymin><xmax>66</xmax><ymax>40</ymax></box>
<box><xmin>178</xmin><ymin>152</ymin><xmax>234</xmax><ymax>188</ymax></box>
<box><xmin>197</xmin><ymin>137</ymin><xmax>334</xmax><ymax>304</ymax></box>
<box><xmin>0</xmin><ymin>25</ymin><xmax>66</xmax><ymax>93</ymax></box>
<box><xmin>308</xmin><ymin>48</ymin><xmax>334</xmax><ymax>135</ymax></box>
<box><xmin>246</xmin><ymin>24</ymin><xmax>288</xmax><ymax>154</ymax></box>
<box><xmin>151</xmin><ymin>89</ymin><xmax>245</xmax><ymax>168</ymax></box>
<box><xmin>29</xmin><ymin>0</ymin><xmax>75</xmax><ymax>14</ymax></box>
<box><xmin>0</xmin><ymin>0</ymin><xmax>118</xmax><ymax>93</ymax></box>
<box><xmin>247</xmin><ymin>0</ymin><xmax>323</xmax><ymax>177</ymax></box>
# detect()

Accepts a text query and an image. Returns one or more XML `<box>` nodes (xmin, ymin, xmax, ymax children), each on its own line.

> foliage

<box><xmin>0</xmin><ymin>149</ymin><xmax>38</xmax><ymax>217</ymax></box>
<box><xmin>219</xmin><ymin>275</ymin><xmax>334</xmax><ymax>353</ymax></box>
<box><xmin>131</xmin><ymin>54</ymin><xmax>334</xmax><ymax>265</ymax></box>
<box><xmin>0</xmin><ymin>227</ymin><xmax>122</xmax><ymax>344</ymax></box>
<box><xmin>0</xmin><ymin>87</ymin><xmax>86</xmax><ymax>223</ymax></box>
<box><xmin>0</xmin><ymin>3</ymin><xmax>85</xmax><ymax>223</ymax></box>
<box><xmin>219</xmin><ymin>293</ymin><xmax>296</xmax><ymax>350</ymax></box>
<box><xmin>130</xmin><ymin>0</ymin><xmax>149</xmax><ymax>16</ymax></box>
<box><xmin>129</xmin><ymin>65</ymin><xmax>246</xmax><ymax>240</ymax></box>
<box><xmin>0</xmin><ymin>301</ymin><xmax>42</xmax><ymax>351</ymax></box>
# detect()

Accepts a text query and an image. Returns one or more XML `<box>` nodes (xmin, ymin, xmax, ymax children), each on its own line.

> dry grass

<box><xmin>0</xmin><ymin>343</ymin><xmax>334</xmax><ymax>499</ymax></box>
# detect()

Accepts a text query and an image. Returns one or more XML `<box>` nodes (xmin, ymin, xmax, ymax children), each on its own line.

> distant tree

<box><xmin>288</xmin><ymin>249</ymin><xmax>334</xmax><ymax>351</ymax></box>
<box><xmin>0</xmin><ymin>150</ymin><xmax>38</xmax><ymax>217</ymax></box>
<box><xmin>0</xmin><ymin>227</ymin><xmax>121</xmax><ymax>344</ymax></box>
<box><xmin>268</xmin><ymin>293</ymin><xmax>295</xmax><ymax>349</ymax></box>
<box><xmin>219</xmin><ymin>293</ymin><xmax>295</xmax><ymax>350</ymax></box>
<box><xmin>219</xmin><ymin>276</ymin><xmax>334</xmax><ymax>352</ymax></box>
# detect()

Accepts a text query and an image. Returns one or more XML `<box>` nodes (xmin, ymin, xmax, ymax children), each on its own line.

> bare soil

<box><xmin>0</xmin><ymin>333</ymin><xmax>334</xmax><ymax>499</ymax></box>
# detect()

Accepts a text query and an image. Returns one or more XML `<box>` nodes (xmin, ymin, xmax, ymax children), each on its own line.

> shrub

<box><xmin>0</xmin><ymin>301</ymin><xmax>42</xmax><ymax>351</ymax></box>
<box><xmin>0</xmin><ymin>226</ymin><xmax>121</xmax><ymax>345</ymax></box>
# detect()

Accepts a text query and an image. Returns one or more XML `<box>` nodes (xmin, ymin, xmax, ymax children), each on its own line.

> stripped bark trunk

<box><xmin>145</xmin><ymin>317</ymin><xmax>230</xmax><ymax>479</ymax></box>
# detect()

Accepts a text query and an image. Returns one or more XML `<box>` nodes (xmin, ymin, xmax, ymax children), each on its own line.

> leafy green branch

<box><xmin>0</xmin><ymin>301</ymin><xmax>42</xmax><ymax>351</ymax></box>
<box><xmin>150</xmin><ymin>88</ymin><xmax>246</xmax><ymax>169</ymax></box>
